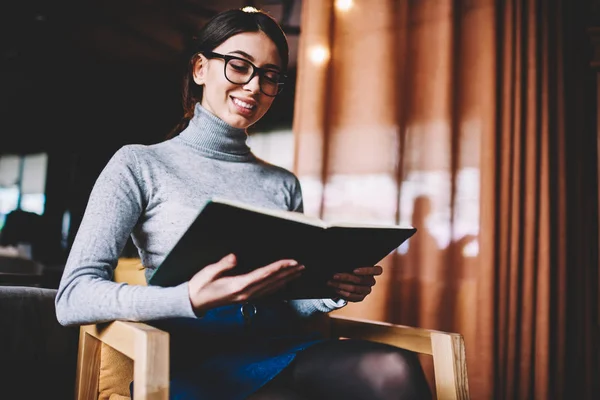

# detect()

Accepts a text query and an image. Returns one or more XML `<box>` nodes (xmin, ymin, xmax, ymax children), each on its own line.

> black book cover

<box><xmin>148</xmin><ymin>199</ymin><xmax>417</xmax><ymax>299</ymax></box>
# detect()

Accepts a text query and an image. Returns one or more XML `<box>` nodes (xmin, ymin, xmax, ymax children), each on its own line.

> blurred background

<box><xmin>0</xmin><ymin>0</ymin><xmax>300</xmax><ymax>267</ymax></box>
<box><xmin>1</xmin><ymin>0</ymin><xmax>599</xmax><ymax>398</ymax></box>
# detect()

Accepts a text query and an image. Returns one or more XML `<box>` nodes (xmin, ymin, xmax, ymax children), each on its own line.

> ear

<box><xmin>192</xmin><ymin>55</ymin><xmax>207</xmax><ymax>85</ymax></box>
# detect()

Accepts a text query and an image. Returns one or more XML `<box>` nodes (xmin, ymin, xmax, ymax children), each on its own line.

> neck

<box><xmin>177</xmin><ymin>103</ymin><xmax>254</xmax><ymax>162</ymax></box>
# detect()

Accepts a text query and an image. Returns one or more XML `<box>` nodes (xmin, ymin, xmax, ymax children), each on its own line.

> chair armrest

<box><xmin>329</xmin><ymin>314</ymin><xmax>436</xmax><ymax>354</ymax></box>
<box><xmin>328</xmin><ymin>315</ymin><xmax>469</xmax><ymax>400</ymax></box>
<box><xmin>77</xmin><ymin>321</ymin><xmax>169</xmax><ymax>400</ymax></box>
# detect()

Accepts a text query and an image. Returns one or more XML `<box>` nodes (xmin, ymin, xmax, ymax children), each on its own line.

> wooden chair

<box><xmin>76</xmin><ymin>259</ymin><xmax>470</xmax><ymax>400</ymax></box>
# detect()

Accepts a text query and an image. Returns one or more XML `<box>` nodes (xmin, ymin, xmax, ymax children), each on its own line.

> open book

<box><xmin>148</xmin><ymin>198</ymin><xmax>417</xmax><ymax>299</ymax></box>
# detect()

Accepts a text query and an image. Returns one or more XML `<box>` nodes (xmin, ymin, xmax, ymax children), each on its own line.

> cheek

<box><xmin>259</xmin><ymin>97</ymin><xmax>276</xmax><ymax>113</ymax></box>
<box><xmin>206</xmin><ymin>70</ymin><xmax>234</xmax><ymax>99</ymax></box>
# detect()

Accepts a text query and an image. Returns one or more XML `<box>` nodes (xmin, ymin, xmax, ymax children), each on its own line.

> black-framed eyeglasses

<box><xmin>200</xmin><ymin>51</ymin><xmax>286</xmax><ymax>97</ymax></box>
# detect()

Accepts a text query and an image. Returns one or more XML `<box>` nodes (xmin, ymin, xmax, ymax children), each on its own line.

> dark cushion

<box><xmin>0</xmin><ymin>286</ymin><xmax>79</xmax><ymax>399</ymax></box>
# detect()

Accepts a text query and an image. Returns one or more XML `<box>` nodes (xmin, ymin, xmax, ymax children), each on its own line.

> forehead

<box><xmin>213</xmin><ymin>31</ymin><xmax>282</xmax><ymax>68</ymax></box>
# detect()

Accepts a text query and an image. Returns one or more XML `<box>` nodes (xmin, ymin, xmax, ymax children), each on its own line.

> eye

<box><xmin>228</xmin><ymin>60</ymin><xmax>251</xmax><ymax>73</ymax></box>
<box><xmin>262</xmin><ymin>70</ymin><xmax>281</xmax><ymax>84</ymax></box>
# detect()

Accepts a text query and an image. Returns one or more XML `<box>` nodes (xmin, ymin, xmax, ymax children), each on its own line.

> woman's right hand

<box><xmin>187</xmin><ymin>253</ymin><xmax>304</xmax><ymax>315</ymax></box>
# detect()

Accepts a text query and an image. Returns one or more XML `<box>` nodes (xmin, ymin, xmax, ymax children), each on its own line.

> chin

<box><xmin>223</xmin><ymin>109</ymin><xmax>263</xmax><ymax>129</ymax></box>
<box><xmin>223</xmin><ymin>116</ymin><xmax>253</xmax><ymax>129</ymax></box>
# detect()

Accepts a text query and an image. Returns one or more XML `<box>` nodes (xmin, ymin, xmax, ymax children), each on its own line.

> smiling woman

<box><xmin>55</xmin><ymin>7</ymin><xmax>431</xmax><ymax>400</ymax></box>
<box><xmin>165</xmin><ymin>8</ymin><xmax>291</xmax><ymax>138</ymax></box>
<box><xmin>192</xmin><ymin>30</ymin><xmax>282</xmax><ymax>128</ymax></box>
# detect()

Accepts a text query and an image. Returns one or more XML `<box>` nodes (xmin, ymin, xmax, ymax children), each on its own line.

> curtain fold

<box><xmin>293</xmin><ymin>0</ymin><xmax>598</xmax><ymax>398</ymax></box>
<box><xmin>478</xmin><ymin>0</ymin><xmax>598</xmax><ymax>398</ymax></box>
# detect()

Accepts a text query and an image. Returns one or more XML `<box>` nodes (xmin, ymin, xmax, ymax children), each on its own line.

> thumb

<box><xmin>206</xmin><ymin>253</ymin><xmax>237</xmax><ymax>276</ymax></box>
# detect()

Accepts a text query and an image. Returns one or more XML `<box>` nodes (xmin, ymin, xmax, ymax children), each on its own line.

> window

<box><xmin>0</xmin><ymin>153</ymin><xmax>48</xmax><ymax>231</ymax></box>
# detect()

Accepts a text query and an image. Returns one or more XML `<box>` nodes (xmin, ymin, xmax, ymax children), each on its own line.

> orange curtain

<box><xmin>293</xmin><ymin>0</ymin><xmax>598</xmax><ymax>399</ymax></box>
<box><xmin>477</xmin><ymin>0</ymin><xmax>599</xmax><ymax>399</ymax></box>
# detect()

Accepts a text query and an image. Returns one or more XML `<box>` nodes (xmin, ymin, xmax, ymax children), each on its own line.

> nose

<box><xmin>242</xmin><ymin>74</ymin><xmax>261</xmax><ymax>94</ymax></box>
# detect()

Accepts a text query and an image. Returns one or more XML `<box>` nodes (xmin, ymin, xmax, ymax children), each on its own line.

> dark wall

<box><xmin>25</xmin><ymin>63</ymin><xmax>295</xmax><ymax>264</ymax></box>
<box><xmin>2</xmin><ymin>34</ymin><xmax>296</xmax><ymax>266</ymax></box>
<box><xmin>5</xmin><ymin>62</ymin><xmax>185</xmax><ymax>264</ymax></box>
<box><xmin>2</xmin><ymin>1</ymin><xmax>298</xmax><ymax>265</ymax></box>
<box><xmin>58</xmin><ymin>63</ymin><xmax>183</xmax><ymax>254</ymax></box>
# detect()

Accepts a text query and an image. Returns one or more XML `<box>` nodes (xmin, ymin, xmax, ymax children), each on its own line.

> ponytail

<box><xmin>166</xmin><ymin>115</ymin><xmax>192</xmax><ymax>139</ymax></box>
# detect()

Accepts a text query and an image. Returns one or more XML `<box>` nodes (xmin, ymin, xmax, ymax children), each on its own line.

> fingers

<box><xmin>244</xmin><ymin>259</ymin><xmax>302</xmax><ymax>282</ymax></box>
<box><xmin>332</xmin><ymin>273</ymin><xmax>376</xmax><ymax>286</ymax></box>
<box><xmin>203</xmin><ymin>253</ymin><xmax>238</xmax><ymax>278</ymax></box>
<box><xmin>233</xmin><ymin>259</ymin><xmax>304</xmax><ymax>296</ymax></box>
<box><xmin>328</xmin><ymin>267</ymin><xmax>380</xmax><ymax>302</ymax></box>
<box><xmin>327</xmin><ymin>281</ymin><xmax>372</xmax><ymax>295</ymax></box>
<box><xmin>352</xmin><ymin>265</ymin><xmax>383</xmax><ymax>276</ymax></box>
<box><xmin>251</xmin><ymin>270</ymin><xmax>304</xmax><ymax>298</ymax></box>
<box><xmin>190</xmin><ymin>257</ymin><xmax>304</xmax><ymax>310</ymax></box>
<box><xmin>244</xmin><ymin>262</ymin><xmax>304</xmax><ymax>290</ymax></box>
<box><xmin>232</xmin><ymin>269</ymin><xmax>303</xmax><ymax>302</ymax></box>
<box><xmin>331</xmin><ymin>288</ymin><xmax>368</xmax><ymax>302</ymax></box>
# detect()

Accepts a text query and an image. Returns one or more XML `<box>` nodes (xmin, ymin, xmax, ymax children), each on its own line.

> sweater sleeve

<box><xmin>286</xmin><ymin>174</ymin><xmax>348</xmax><ymax>317</ymax></box>
<box><xmin>55</xmin><ymin>147</ymin><xmax>196</xmax><ymax>326</ymax></box>
<box><xmin>288</xmin><ymin>298</ymin><xmax>347</xmax><ymax>317</ymax></box>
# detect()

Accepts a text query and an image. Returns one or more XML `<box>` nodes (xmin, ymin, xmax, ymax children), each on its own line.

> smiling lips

<box><xmin>231</xmin><ymin>96</ymin><xmax>257</xmax><ymax>116</ymax></box>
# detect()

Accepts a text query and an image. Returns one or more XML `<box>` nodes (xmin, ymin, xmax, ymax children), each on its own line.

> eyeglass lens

<box><xmin>225</xmin><ymin>58</ymin><xmax>282</xmax><ymax>96</ymax></box>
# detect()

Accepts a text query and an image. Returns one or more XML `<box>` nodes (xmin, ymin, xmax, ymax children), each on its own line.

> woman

<box><xmin>55</xmin><ymin>8</ymin><xmax>431</xmax><ymax>400</ymax></box>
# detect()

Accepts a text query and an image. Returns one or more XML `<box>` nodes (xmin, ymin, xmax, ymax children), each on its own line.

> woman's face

<box><xmin>194</xmin><ymin>31</ymin><xmax>282</xmax><ymax>129</ymax></box>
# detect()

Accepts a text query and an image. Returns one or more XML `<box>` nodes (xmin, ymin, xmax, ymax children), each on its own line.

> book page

<box><xmin>210</xmin><ymin>197</ymin><xmax>327</xmax><ymax>228</ymax></box>
<box><xmin>329</xmin><ymin>221</ymin><xmax>415</xmax><ymax>229</ymax></box>
<box><xmin>211</xmin><ymin>198</ymin><xmax>414</xmax><ymax>230</ymax></box>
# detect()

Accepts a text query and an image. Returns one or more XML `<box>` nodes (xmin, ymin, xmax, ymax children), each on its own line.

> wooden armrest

<box><xmin>76</xmin><ymin>321</ymin><xmax>169</xmax><ymax>400</ymax></box>
<box><xmin>329</xmin><ymin>315</ymin><xmax>470</xmax><ymax>400</ymax></box>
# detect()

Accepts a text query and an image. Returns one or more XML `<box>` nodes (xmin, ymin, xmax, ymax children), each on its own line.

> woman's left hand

<box><xmin>327</xmin><ymin>265</ymin><xmax>383</xmax><ymax>302</ymax></box>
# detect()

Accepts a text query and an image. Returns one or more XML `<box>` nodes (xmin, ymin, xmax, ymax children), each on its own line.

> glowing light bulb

<box><xmin>335</xmin><ymin>0</ymin><xmax>353</xmax><ymax>12</ymax></box>
<box><xmin>309</xmin><ymin>45</ymin><xmax>330</xmax><ymax>66</ymax></box>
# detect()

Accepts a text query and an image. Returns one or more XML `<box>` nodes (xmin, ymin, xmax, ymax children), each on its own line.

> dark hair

<box><xmin>167</xmin><ymin>8</ymin><xmax>289</xmax><ymax>138</ymax></box>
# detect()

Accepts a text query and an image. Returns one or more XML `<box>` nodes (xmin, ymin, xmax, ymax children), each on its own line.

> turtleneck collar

<box><xmin>176</xmin><ymin>103</ymin><xmax>254</xmax><ymax>162</ymax></box>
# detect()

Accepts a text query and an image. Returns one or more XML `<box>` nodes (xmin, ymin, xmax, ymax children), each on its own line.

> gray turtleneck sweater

<box><xmin>55</xmin><ymin>103</ymin><xmax>345</xmax><ymax>326</ymax></box>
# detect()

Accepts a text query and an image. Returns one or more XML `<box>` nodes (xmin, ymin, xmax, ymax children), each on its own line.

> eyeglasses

<box><xmin>200</xmin><ymin>51</ymin><xmax>286</xmax><ymax>97</ymax></box>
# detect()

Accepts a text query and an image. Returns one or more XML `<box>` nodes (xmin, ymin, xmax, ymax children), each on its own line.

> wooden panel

<box><xmin>81</xmin><ymin>322</ymin><xmax>166</xmax><ymax>361</ymax></box>
<box><xmin>431</xmin><ymin>332</ymin><xmax>470</xmax><ymax>400</ymax></box>
<box><xmin>80</xmin><ymin>321</ymin><xmax>170</xmax><ymax>399</ymax></box>
<box><xmin>76</xmin><ymin>330</ymin><xmax>102</xmax><ymax>400</ymax></box>
<box><xmin>133</xmin><ymin>328</ymin><xmax>169</xmax><ymax>400</ymax></box>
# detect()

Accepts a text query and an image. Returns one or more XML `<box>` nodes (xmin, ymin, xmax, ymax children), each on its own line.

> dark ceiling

<box><xmin>0</xmin><ymin>0</ymin><xmax>302</xmax><ymax>154</ymax></box>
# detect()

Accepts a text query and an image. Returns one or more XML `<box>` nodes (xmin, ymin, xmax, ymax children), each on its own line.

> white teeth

<box><xmin>233</xmin><ymin>98</ymin><xmax>255</xmax><ymax>110</ymax></box>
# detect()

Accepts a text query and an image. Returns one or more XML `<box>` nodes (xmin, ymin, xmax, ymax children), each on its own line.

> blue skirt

<box><xmin>136</xmin><ymin>301</ymin><xmax>324</xmax><ymax>400</ymax></box>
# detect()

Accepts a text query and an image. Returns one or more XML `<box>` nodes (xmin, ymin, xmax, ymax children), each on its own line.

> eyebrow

<box><xmin>228</xmin><ymin>50</ymin><xmax>281</xmax><ymax>71</ymax></box>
